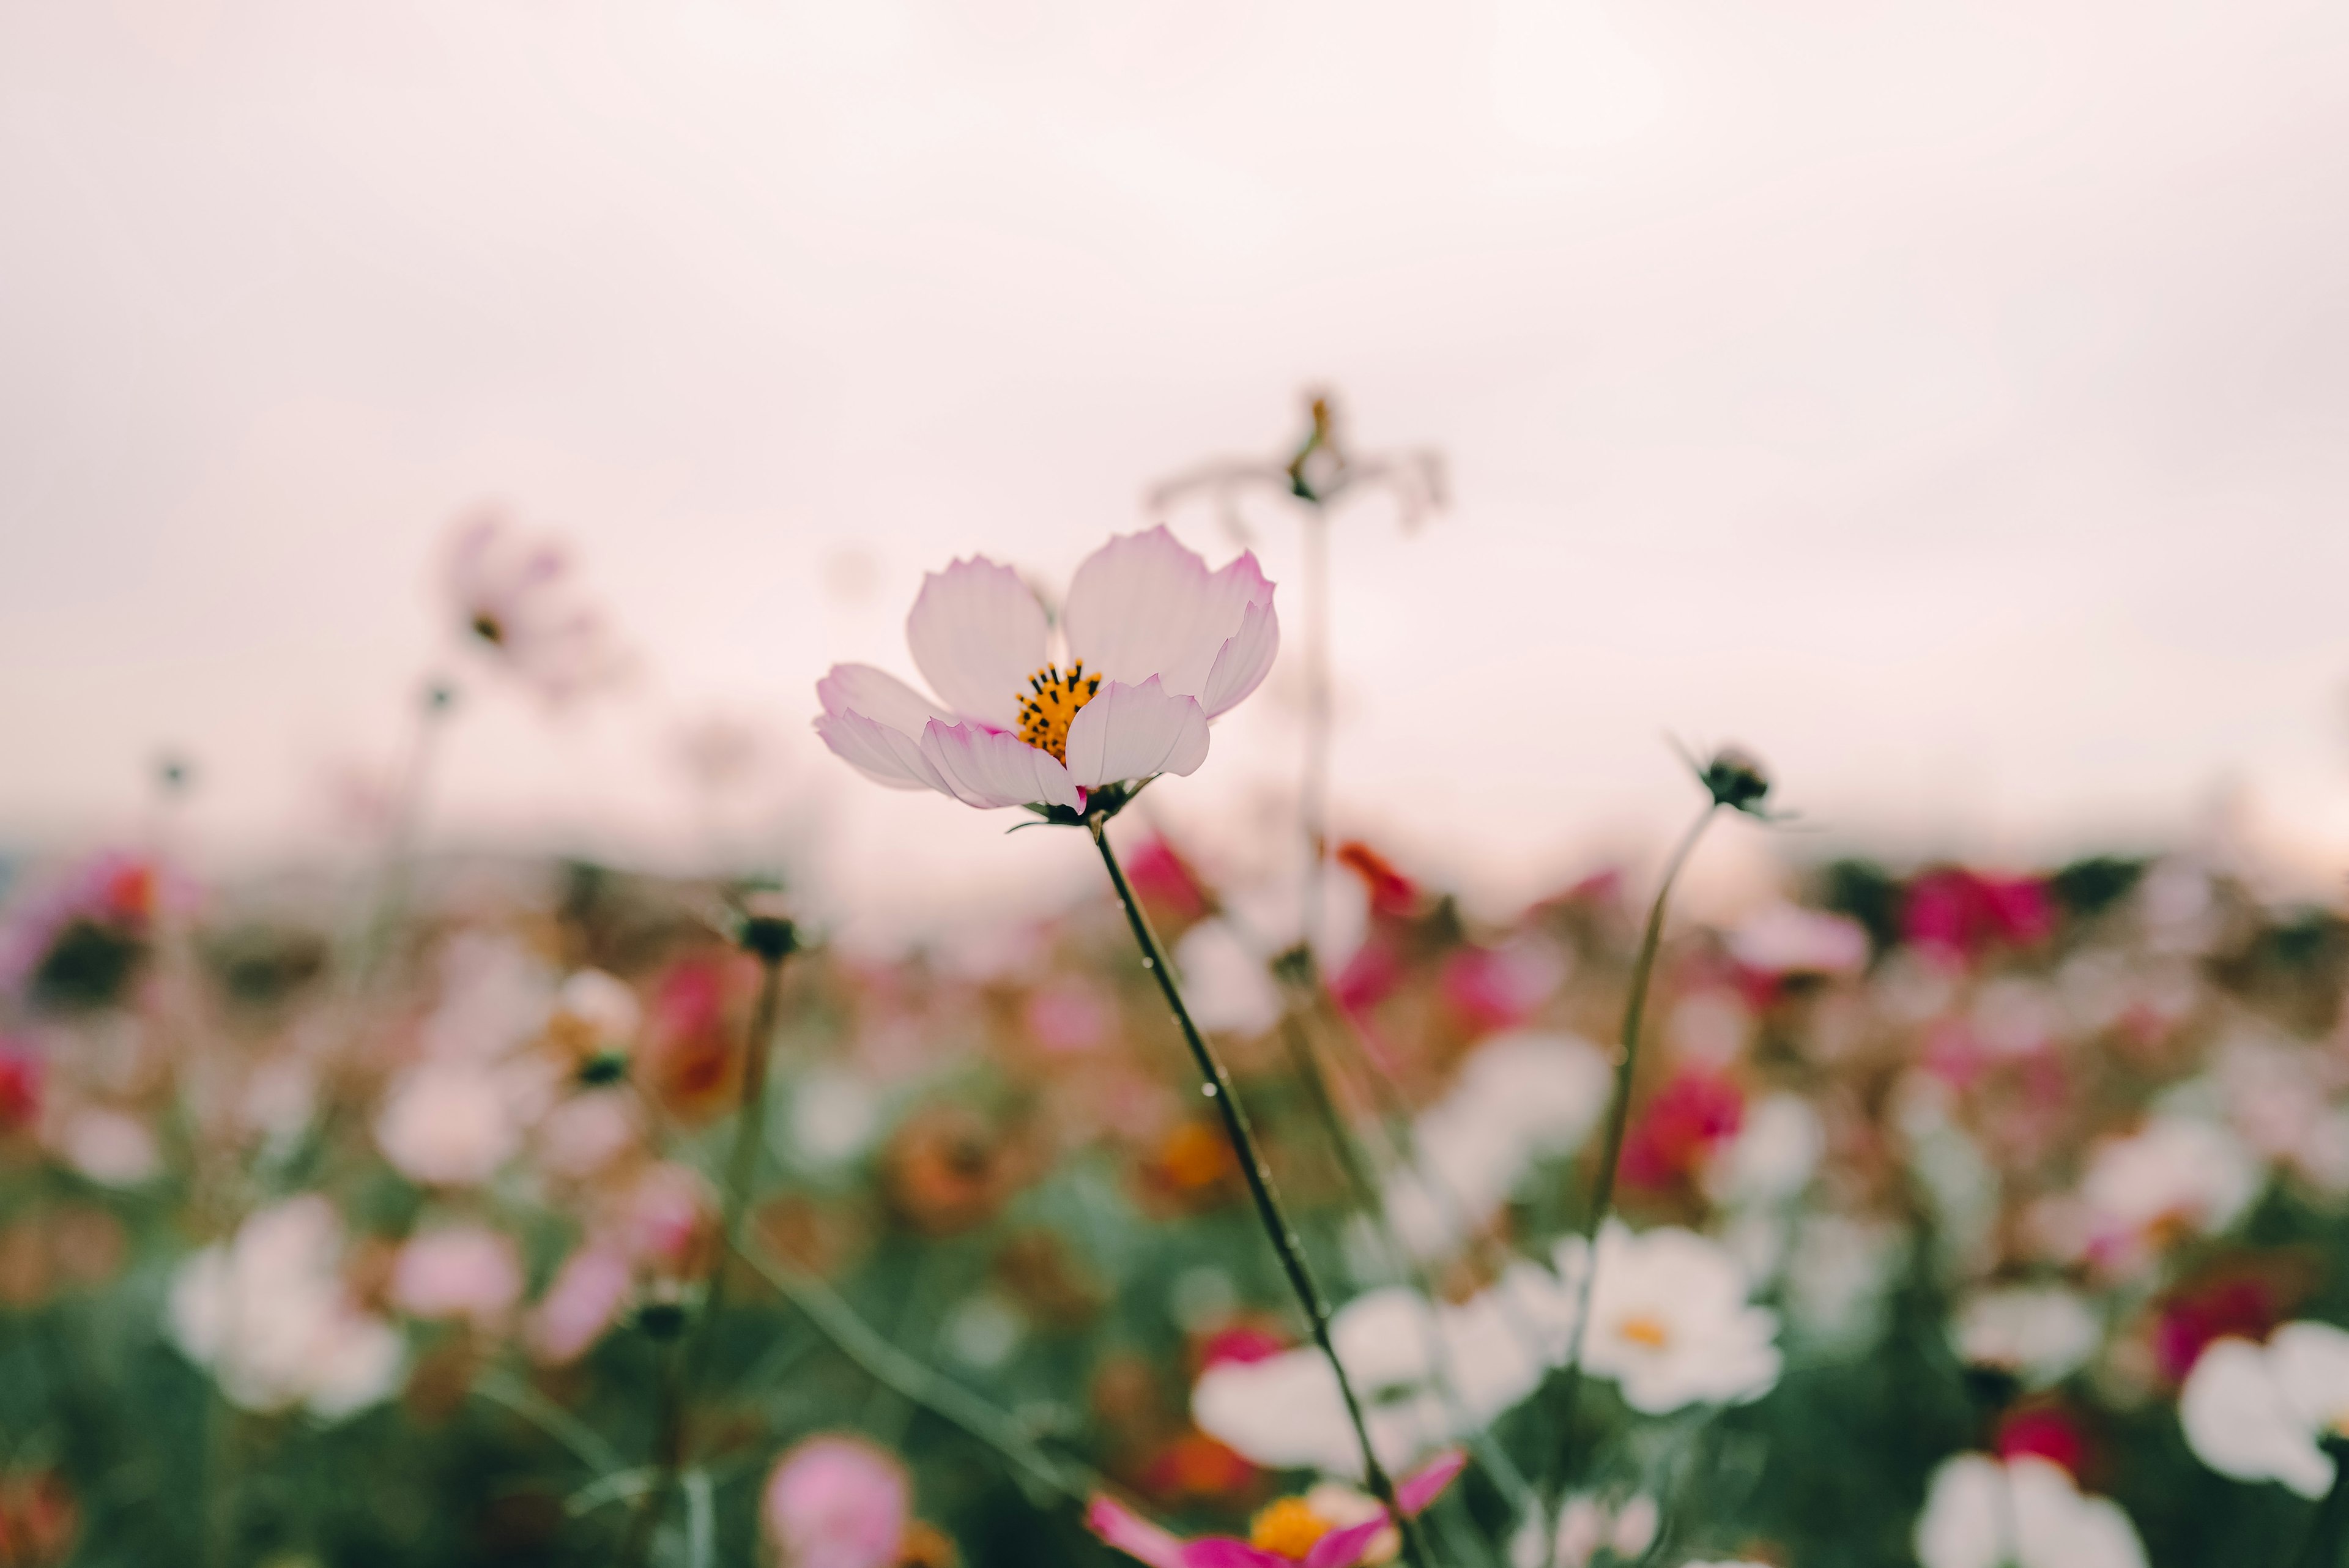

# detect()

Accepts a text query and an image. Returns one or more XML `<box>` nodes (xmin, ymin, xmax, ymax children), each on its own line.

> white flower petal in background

<box><xmin>1704</xmin><ymin>1093</ymin><xmax>1825</xmax><ymax>1208</ymax></box>
<box><xmin>1915</xmin><ymin>1454</ymin><xmax>2148</xmax><ymax>1568</ymax></box>
<box><xmin>1171</xmin><ymin>918</ymin><xmax>1284</xmax><ymax>1037</ymax></box>
<box><xmin>789</xmin><ymin>1069</ymin><xmax>883</xmax><ymax>1170</ymax></box>
<box><xmin>1952</xmin><ymin>1285</ymin><xmax>2102</xmax><ymax>1389</ymax></box>
<box><xmin>1382</xmin><ymin>1030</ymin><xmax>1611</xmax><ymax>1260</ymax></box>
<box><xmin>2180</xmin><ymin>1325</ymin><xmax>2349</xmax><ymax>1499</ymax></box>
<box><xmin>166</xmin><ymin>1196</ymin><xmax>404</xmax><ymax>1422</ymax></box>
<box><xmin>2077</xmin><ymin>1113</ymin><xmax>2263</xmax><ymax>1258</ymax></box>
<box><xmin>1562</xmin><ymin>1221</ymin><xmax>1782</xmax><ymax>1414</ymax></box>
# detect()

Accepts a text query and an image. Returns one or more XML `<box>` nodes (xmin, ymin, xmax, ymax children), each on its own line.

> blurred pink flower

<box><xmin>1903</xmin><ymin>869</ymin><xmax>2053</xmax><ymax>961</ymax></box>
<box><xmin>1620</xmin><ymin>1069</ymin><xmax>1744</xmax><ymax>1191</ymax></box>
<box><xmin>525</xmin><ymin>1244</ymin><xmax>633</xmax><ymax>1366</ymax></box>
<box><xmin>1025</xmin><ymin>979</ymin><xmax>1113</xmax><ymax>1054</ymax></box>
<box><xmin>390</xmin><ymin>1224</ymin><xmax>525</xmax><ymax>1328</ymax></box>
<box><xmin>813</xmin><ymin>526</ymin><xmax>1277</xmax><ymax>813</ymax></box>
<box><xmin>1086</xmin><ymin>1448</ymin><xmax>1464</xmax><ymax>1568</ymax></box>
<box><xmin>617</xmin><ymin>1161</ymin><xmax>711</xmax><ymax>1271</ymax></box>
<box><xmin>1439</xmin><ymin>938</ymin><xmax>1566</xmax><ymax>1033</ymax></box>
<box><xmin>762</xmin><ymin>1435</ymin><xmax>911</xmax><ymax>1568</ymax></box>
<box><xmin>373</xmin><ymin>1061</ymin><xmax>521</xmax><ymax>1187</ymax></box>
<box><xmin>443</xmin><ymin>505</ymin><xmax>625</xmax><ymax>704</ymax></box>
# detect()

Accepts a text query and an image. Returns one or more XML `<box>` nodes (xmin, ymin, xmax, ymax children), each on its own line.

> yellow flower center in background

<box><xmin>1250</xmin><ymin>1496</ymin><xmax>1335</xmax><ymax>1560</ymax></box>
<box><xmin>1616</xmin><ymin>1312</ymin><xmax>1673</xmax><ymax>1350</ymax></box>
<box><xmin>1016</xmin><ymin>662</ymin><xmax>1102</xmax><ymax>762</ymax></box>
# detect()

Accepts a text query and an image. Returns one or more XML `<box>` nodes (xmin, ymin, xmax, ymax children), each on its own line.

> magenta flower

<box><xmin>814</xmin><ymin>527</ymin><xmax>1278</xmax><ymax>817</ymax></box>
<box><xmin>1086</xmin><ymin>1449</ymin><xmax>1465</xmax><ymax>1568</ymax></box>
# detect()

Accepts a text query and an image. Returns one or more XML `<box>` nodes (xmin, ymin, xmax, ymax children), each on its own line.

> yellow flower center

<box><xmin>1250</xmin><ymin>1496</ymin><xmax>1336</xmax><ymax>1559</ymax></box>
<box><xmin>1616</xmin><ymin>1312</ymin><xmax>1672</xmax><ymax>1350</ymax></box>
<box><xmin>1015</xmin><ymin>662</ymin><xmax>1101</xmax><ymax>762</ymax></box>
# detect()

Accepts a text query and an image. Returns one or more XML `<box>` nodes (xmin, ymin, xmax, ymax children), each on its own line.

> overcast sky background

<box><xmin>4</xmin><ymin>0</ymin><xmax>2347</xmax><ymax>936</ymax></box>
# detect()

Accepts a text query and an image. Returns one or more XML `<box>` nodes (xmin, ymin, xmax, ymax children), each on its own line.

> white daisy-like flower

<box><xmin>813</xmin><ymin>526</ymin><xmax>1278</xmax><ymax>815</ymax></box>
<box><xmin>1726</xmin><ymin>902</ymin><xmax>1869</xmax><ymax>976</ymax></box>
<box><xmin>1951</xmin><ymin>1285</ymin><xmax>2102</xmax><ymax>1389</ymax></box>
<box><xmin>1913</xmin><ymin>1453</ymin><xmax>2148</xmax><ymax>1568</ymax></box>
<box><xmin>2179</xmin><ymin>1322</ymin><xmax>2349</xmax><ymax>1499</ymax></box>
<box><xmin>1559</xmin><ymin>1220</ymin><xmax>1784</xmax><ymax>1415</ymax></box>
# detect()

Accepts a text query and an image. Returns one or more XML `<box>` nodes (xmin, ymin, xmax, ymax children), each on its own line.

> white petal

<box><xmin>1914</xmin><ymin>1454</ymin><xmax>2008</xmax><ymax>1568</ymax></box>
<box><xmin>905</xmin><ymin>557</ymin><xmax>1048</xmax><ymax>729</ymax></box>
<box><xmin>2180</xmin><ymin>1337</ymin><xmax>2334</xmax><ymax>1498</ymax></box>
<box><xmin>817</xmin><ymin>663</ymin><xmax>956</xmax><ymax>733</ymax></box>
<box><xmin>919</xmin><ymin>720</ymin><xmax>1082</xmax><ymax>812</ymax></box>
<box><xmin>2269</xmin><ymin>1321</ymin><xmax>2349</xmax><ymax>1436</ymax></box>
<box><xmin>814</xmin><ymin>710</ymin><xmax>952</xmax><ymax>794</ymax></box>
<box><xmin>1061</xmin><ymin>677</ymin><xmax>1211</xmax><ymax>788</ymax></box>
<box><xmin>1198</xmin><ymin>596</ymin><xmax>1282</xmax><ymax>718</ymax></box>
<box><xmin>1063</xmin><ymin>526</ymin><xmax>1275</xmax><ymax>703</ymax></box>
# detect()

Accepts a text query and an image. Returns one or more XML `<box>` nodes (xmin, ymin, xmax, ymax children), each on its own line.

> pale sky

<box><xmin>4</xmin><ymin>0</ymin><xmax>2348</xmax><ymax>936</ymax></box>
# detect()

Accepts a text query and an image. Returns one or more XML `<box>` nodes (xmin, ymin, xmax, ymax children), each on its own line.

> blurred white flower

<box><xmin>1509</xmin><ymin>1492</ymin><xmax>1658</xmax><ymax>1568</ymax></box>
<box><xmin>1951</xmin><ymin>1285</ymin><xmax>2101</xmax><ymax>1389</ymax></box>
<box><xmin>1170</xmin><ymin>918</ymin><xmax>1285</xmax><ymax>1036</ymax></box>
<box><xmin>791</xmin><ymin>1069</ymin><xmax>884</xmax><ymax>1170</ymax></box>
<box><xmin>2076</xmin><ymin>1114</ymin><xmax>2262</xmax><ymax>1260</ymax></box>
<box><xmin>1558</xmin><ymin>1221</ymin><xmax>1782</xmax><ymax>1414</ymax></box>
<box><xmin>390</xmin><ymin>1224</ymin><xmax>525</xmax><ymax>1329</ymax></box>
<box><xmin>1727</xmin><ymin>903</ymin><xmax>1869</xmax><ymax>976</ymax></box>
<box><xmin>166</xmin><ymin>1196</ymin><xmax>403</xmax><ymax>1421</ymax></box>
<box><xmin>943</xmin><ymin>1292</ymin><xmax>1025</xmax><ymax>1370</ymax></box>
<box><xmin>2179</xmin><ymin>1323</ymin><xmax>2349</xmax><ymax>1499</ymax></box>
<box><xmin>1784</xmin><ymin>1213</ymin><xmax>1906</xmax><ymax>1354</ymax></box>
<box><xmin>1194</xmin><ymin>1265</ymin><xmax>1576</xmax><ymax>1480</ymax></box>
<box><xmin>814</xmin><ymin>527</ymin><xmax>1277</xmax><ymax>811</ymax></box>
<box><xmin>374</xmin><ymin>1060</ymin><xmax>523</xmax><ymax>1187</ymax></box>
<box><xmin>58</xmin><ymin>1106</ymin><xmax>160</xmax><ymax>1186</ymax></box>
<box><xmin>1914</xmin><ymin>1454</ymin><xmax>2147</xmax><ymax>1568</ymax></box>
<box><xmin>1704</xmin><ymin>1092</ymin><xmax>1824</xmax><ymax>1208</ymax></box>
<box><xmin>2213</xmin><ymin>1037</ymin><xmax>2349</xmax><ymax>1197</ymax></box>
<box><xmin>1382</xmin><ymin>1030</ymin><xmax>1611</xmax><ymax>1259</ymax></box>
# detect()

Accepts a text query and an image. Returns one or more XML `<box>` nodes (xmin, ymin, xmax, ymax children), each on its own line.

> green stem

<box><xmin>1538</xmin><ymin>801</ymin><xmax>1718</xmax><ymax>1524</ymax></box>
<box><xmin>612</xmin><ymin>946</ymin><xmax>786</xmax><ymax>1567</ymax></box>
<box><xmin>1091</xmin><ymin>819</ymin><xmax>1435</xmax><ymax>1568</ymax></box>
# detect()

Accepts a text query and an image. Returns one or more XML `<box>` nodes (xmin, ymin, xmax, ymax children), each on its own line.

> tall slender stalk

<box><xmin>1297</xmin><ymin>501</ymin><xmax>1333</xmax><ymax>958</ymax></box>
<box><xmin>1091</xmin><ymin>817</ymin><xmax>1436</xmax><ymax>1568</ymax></box>
<box><xmin>613</xmin><ymin>920</ymin><xmax>793</xmax><ymax>1568</ymax></box>
<box><xmin>1536</xmin><ymin>800</ymin><xmax>1720</xmax><ymax>1528</ymax></box>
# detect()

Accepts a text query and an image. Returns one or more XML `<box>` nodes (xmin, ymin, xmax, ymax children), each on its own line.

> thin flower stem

<box><xmin>2290</xmin><ymin>1438</ymin><xmax>2349</xmax><ymax>1568</ymax></box>
<box><xmin>1091</xmin><ymin>818</ymin><xmax>1436</xmax><ymax>1568</ymax></box>
<box><xmin>1538</xmin><ymin>801</ymin><xmax>1719</xmax><ymax>1529</ymax></box>
<box><xmin>613</xmin><ymin>945</ymin><xmax>787</xmax><ymax>1568</ymax></box>
<box><xmin>1299</xmin><ymin>501</ymin><xmax>1333</xmax><ymax>958</ymax></box>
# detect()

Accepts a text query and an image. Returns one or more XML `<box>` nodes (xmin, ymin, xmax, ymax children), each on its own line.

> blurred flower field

<box><xmin>7</xmin><ymin>477</ymin><xmax>2349</xmax><ymax>1568</ymax></box>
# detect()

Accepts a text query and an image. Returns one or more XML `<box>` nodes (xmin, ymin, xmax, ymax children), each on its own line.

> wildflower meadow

<box><xmin>7</xmin><ymin>388</ymin><xmax>2349</xmax><ymax>1568</ymax></box>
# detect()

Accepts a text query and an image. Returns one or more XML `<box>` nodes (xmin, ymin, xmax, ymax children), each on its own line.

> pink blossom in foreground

<box><xmin>814</xmin><ymin>526</ymin><xmax>1277</xmax><ymax>813</ymax></box>
<box><xmin>1086</xmin><ymin>1449</ymin><xmax>1464</xmax><ymax>1568</ymax></box>
<box><xmin>762</xmin><ymin>1435</ymin><xmax>911</xmax><ymax>1568</ymax></box>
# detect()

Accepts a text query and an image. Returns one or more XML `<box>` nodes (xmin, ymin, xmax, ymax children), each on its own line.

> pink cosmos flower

<box><xmin>525</xmin><ymin>1244</ymin><xmax>633</xmax><ymax>1365</ymax></box>
<box><xmin>389</xmin><ymin>1224</ymin><xmax>526</xmax><ymax>1328</ymax></box>
<box><xmin>443</xmin><ymin>506</ymin><xmax>625</xmax><ymax>704</ymax></box>
<box><xmin>1086</xmin><ymin>1449</ymin><xmax>1464</xmax><ymax>1568</ymax></box>
<box><xmin>762</xmin><ymin>1435</ymin><xmax>911</xmax><ymax>1568</ymax></box>
<box><xmin>813</xmin><ymin>527</ymin><xmax>1278</xmax><ymax>816</ymax></box>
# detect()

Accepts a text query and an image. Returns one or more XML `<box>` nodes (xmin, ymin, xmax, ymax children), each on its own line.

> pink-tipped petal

<box><xmin>906</xmin><ymin>557</ymin><xmax>1050</xmax><ymax>730</ymax></box>
<box><xmin>1085</xmin><ymin>1496</ymin><xmax>1192</xmax><ymax>1568</ymax></box>
<box><xmin>817</xmin><ymin>663</ymin><xmax>958</xmax><ymax>734</ymax></box>
<box><xmin>1197</xmin><ymin>598</ymin><xmax>1281</xmax><ymax>719</ymax></box>
<box><xmin>1180</xmin><ymin>1541</ymin><xmax>1291</xmax><ymax>1568</ymax></box>
<box><xmin>1301</xmin><ymin>1518</ymin><xmax>1389</xmax><ymax>1568</ymax></box>
<box><xmin>1395</xmin><ymin>1449</ymin><xmax>1469</xmax><ymax>1515</ymax></box>
<box><xmin>814</xmin><ymin>710</ymin><xmax>952</xmax><ymax>794</ymax></box>
<box><xmin>1062</xmin><ymin>678</ymin><xmax>1211</xmax><ymax>789</ymax></box>
<box><xmin>1063</xmin><ymin>527</ymin><xmax>1277</xmax><ymax>705</ymax></box>
<box><xmin>919</xmin><ymin>720</ymin><xmax>1082</xmax><ymax>812</ymax></box>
